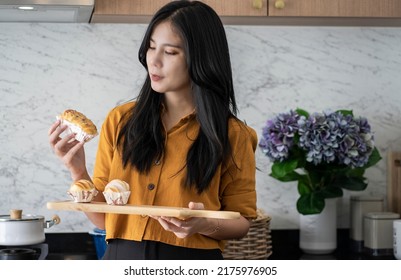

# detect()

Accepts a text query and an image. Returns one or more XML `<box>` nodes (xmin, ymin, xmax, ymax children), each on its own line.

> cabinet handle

<box><xmin>274</xmin><ymin>0</ymin><xmax>285</xmax><ymax>9</ymax></box>
<box><xmin>252</xmin><ymin>0</ymin><xmax>263</xmax><ymax>9</ymax></box>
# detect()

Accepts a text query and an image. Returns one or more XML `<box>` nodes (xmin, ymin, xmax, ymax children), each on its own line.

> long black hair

<box><xmin>117</xmin><ymin>0</ymin><xmax>238</xmax><ymax>194</ymax></box>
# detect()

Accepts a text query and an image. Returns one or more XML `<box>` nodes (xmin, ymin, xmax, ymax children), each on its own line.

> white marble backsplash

<box><xmin>1</xmin><ymin>23</ymin><xmax>401</xmax><ymax>232</ymax></box>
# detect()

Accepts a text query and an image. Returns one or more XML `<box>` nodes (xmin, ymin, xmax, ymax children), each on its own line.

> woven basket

<box><xmin>223</xmin><ymin>209</ymin><xmax>272</xmax><ymax>260</ymax></box>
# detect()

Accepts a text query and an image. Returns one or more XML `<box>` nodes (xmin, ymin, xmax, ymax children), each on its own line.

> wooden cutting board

<box><xmin>387</xmin><ymin>151</ymin><xmax>401</xmax><ymax>216</ymax></box>
<box><xmin>47</xmin><ymin>200</ymin><xmax>241</xmax><ymax>220</ymax></box>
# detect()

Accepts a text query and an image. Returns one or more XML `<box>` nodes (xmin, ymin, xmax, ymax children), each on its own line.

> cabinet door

<box><xmin>91</xmin><ymin>0</ymin><xmax>268</xmax><ymax>23</ymax></box>
<box><xmin>202</xmin><ymin>0</ymin><xmax>267</xmax><ymax>16</ymax></box>
<box><xmin>268</xmin><ymin>0</ymin><xmax>401</xmax><ymax>17</ymax></box>
<box><xmin>92</xmin><ymin>0</ymin><xmax>169</xmax><ymax>18</ymax></box>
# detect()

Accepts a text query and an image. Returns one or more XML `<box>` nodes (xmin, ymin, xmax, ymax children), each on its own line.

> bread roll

<box><xmin>69</xmin><ymin>179</ymin><xmax>95</xmax><ymax>192</ymax></box>
<box><xmin>57</xmin><ymin>109</ymin><xmax>98</xmax><ymax>142</ymax></box>
<box><xmin>68</xmin><ymin>179</ymin><xmax>98</xmax><ymax>203</ymax></box>
<box><xmin>103</xmin><ymin>179</ymin><xmax>131</xmax><ymax>205</ymax></box>
<box><xmin>104</xmin><ymin>179</ymin><xmax>130</xmax><ymax>193</ymax></box>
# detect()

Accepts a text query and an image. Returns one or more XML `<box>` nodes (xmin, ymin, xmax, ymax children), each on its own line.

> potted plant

<box><xmin>259</xmin><ymin>108</ymin><xmax>382</xmax><ymax>253</ymax></box>
<box><xmin>259</xmin><ymin>108</ymin><xmax>382</xmax><ymax>215</ymax></box>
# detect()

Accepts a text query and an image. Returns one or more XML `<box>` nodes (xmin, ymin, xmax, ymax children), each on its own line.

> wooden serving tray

<box><xmin>47</xmin><ymin>200</ymin><xmax>240</xmax><ymax>220</ymax></box>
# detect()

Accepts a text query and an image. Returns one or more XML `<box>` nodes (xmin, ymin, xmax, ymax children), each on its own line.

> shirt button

<box><xmin>147</xmin><ymin>184</ymin><xmax>155</xmax><ymax>190</ymax></box>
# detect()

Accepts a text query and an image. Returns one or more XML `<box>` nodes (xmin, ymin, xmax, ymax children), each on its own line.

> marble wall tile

<box><xmin>1</xmin><ymin>23</ymin><xmax>400</xmax><ymax>232</ymax></box>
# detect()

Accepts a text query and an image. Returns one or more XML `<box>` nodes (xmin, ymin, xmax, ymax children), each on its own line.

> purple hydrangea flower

<box><xmin>260</xmin><ymin>109</ymin><xmax>375</xmax><ymax>168</ymax></box>
<box><xmin>336</xmin><ymin>116</ymin><xmax>374</xmax><ymax>168</ymax></box>
<box><xmin>259</xmin><ymin>110</ymin><xmax>300</xmax><ymax>162</ymax></box>
<box><xmin>298</xmin><ymin>112</ymin><xmax>342</xmax><ymax>165</ymax></box>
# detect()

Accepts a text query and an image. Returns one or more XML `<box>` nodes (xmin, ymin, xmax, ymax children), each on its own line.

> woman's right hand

<box><xmin>48</xmin><ymin>120</ymin><xmax>88</xmax><ymax>181</ymax></box>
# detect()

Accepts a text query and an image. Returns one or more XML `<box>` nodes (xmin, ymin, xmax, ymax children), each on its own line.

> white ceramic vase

<box><xmin>299</xmin><ymin>198</ymin><xmax>337</xmax><ymax>254</ymax></box>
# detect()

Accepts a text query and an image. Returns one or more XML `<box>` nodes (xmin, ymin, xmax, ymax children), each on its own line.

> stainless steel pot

<box><xmin>0</xmin><ymin>209</ymin><xmax>60</xmax><ymax>246</ymax></box>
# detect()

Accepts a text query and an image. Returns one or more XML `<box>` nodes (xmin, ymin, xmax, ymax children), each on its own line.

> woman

<box><xmin>48</xmin><ymin>0</ymin><xmax>257</xmax><ymax>260</ymax></box>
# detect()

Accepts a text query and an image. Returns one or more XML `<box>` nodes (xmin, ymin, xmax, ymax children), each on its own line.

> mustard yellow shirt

<box><xmin>92</xmin><ymin>101</ymin><xmax>257</xmax><ymax>251</ymax></box>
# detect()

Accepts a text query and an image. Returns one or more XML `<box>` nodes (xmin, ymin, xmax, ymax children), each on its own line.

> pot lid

<box><xmin>0</xmin><ymin>209</ymin><xmax>44</xmax><ymax>222</ymax></box>
<box><xmin>0</xmin><ymin>214</ymin><xmax>44</xmax><ymax>222</ymax></box>
<box><xmin>364</xmin><ymin>212</ymin><xmax>400</xmax><ymax>220</ymax></box>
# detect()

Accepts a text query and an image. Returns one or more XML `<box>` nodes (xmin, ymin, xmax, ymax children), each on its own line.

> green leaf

<box><xmin>347</xmin><ymin>167</ymin><xmax>365</xmax><ymax>177</ymax></box>
<box><xmin>340</xmin><ymin>176</ymin><xmax>368</xmax><ymax>191</ymax></box>
<box><xmin>328</xmin><ymin>175</ymin><xmax>367</xmax><ymax>191</ymax></box>
<box><xmin>336</xmin><ymin>109</ymin><xmax>353</xmax><ymax>116</ymax></box>
<box><xmin>295</xmin><ymin>108</ymin><xmax>309</xmax><ymax>118</ymax></box>
<box><xmin>270</xmin><ymin>171</ymin><xmax>300</xmax><ymax>182</ymax></box>
<box><xmin>297</xmin><ymin>178</ymin><xmax>311</xmax><ymax>195</ymax></box>
<box><xmin>305</xmin><ymin>168</ymin><xmax>325</xmax><ymax>189</ymax></box>
<box><xmin>297</xmin><ymin>193</ymin><xmax>325</xmax><ymax>215</ymax></box>
<box><xmin>271</xmin><ymin>159</ymin><xmax>298</xmax><ymax>178</ymax></box>
<box><xmin>363</xmin><ymin>147</ymin><xmax>382</xmax><ymax>169</ymax></box>
<box><xmin>320</xmin><ymin>186</ymin><xmax>343</xmax><ymax>199</ymax></box>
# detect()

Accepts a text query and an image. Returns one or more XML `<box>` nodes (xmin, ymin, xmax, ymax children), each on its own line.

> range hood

<box><xmin>0</xmin><ymin>0</ymin><xmax>94</xmax><ymax>23</ymax></box>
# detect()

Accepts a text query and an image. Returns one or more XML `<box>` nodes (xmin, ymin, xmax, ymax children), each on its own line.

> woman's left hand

<box><xmin>150</xmin><ymin>202</ymin><xmax>211</xmax><ymax>239</ymax></box>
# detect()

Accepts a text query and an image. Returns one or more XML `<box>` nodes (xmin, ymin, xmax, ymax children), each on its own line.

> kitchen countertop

<box><xmin>40</xmin><ymin>229</ymin><xmax>396</xmax><ymax>260</ymax></box>
<box><xmin>269</xmin><ymin>229</ymin><xmax>396</xmax><ymax>260</ymax></box>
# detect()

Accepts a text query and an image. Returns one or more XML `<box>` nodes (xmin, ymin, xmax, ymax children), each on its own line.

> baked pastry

<box><xmin>68</xmin><ymin>179</ymin><xmax>98</xmax><ymax>203</ymax></box>
<box><xmin>57</xmin><ymin>109</ymin><xmax>98</xmax><ymax>142</ymax></box>
<box><xmin>104</xmin><ymin>179</ymin><xmax>130</xmax><ymax>193</ymax></box>
<box><xmin>103</xmin><ymin>179</ymin><xmax>131</xmax><ymax>205</ymax></box>
<box><xmin>69</xmin><ymin>179</ymin><xmax>95</xmax><ymax>192</ymax></box>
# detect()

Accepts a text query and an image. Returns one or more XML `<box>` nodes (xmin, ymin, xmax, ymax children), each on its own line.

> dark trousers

<box><xmin>102</xmin><ymin>239</ymin><xmax>223</xmax><ymax>260</ymax></box>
